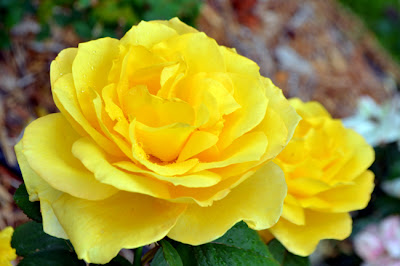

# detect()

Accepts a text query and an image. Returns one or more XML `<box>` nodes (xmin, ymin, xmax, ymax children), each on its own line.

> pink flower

<box><xmin>354</xmin><ymin>225</ymin><xmax>385</xmax><ymax>261</ymax></box>
<box><xmin>364</xmin><ymin>255</ymin><xmax>400</xmax><ymax>266</ymax></box>
<box><xmin>380</xmin><ymin>216</ymin><xmax>400</xmax><ymax>258</ymax></box>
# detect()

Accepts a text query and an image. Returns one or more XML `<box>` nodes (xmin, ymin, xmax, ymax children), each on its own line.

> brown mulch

<box><xmin>0</xmin><ymin>18</ymin><xmax>81</xmax><ymax>227</ymax></box>
<box><xmin>198</xmin><ymin>0</ymin><xmax>400</xmax><ymax>117</ymax></box>
<box><xmin>1</xmin><ymin>0</ymin><xmax>400</xmax><ymax>228</ymax></box>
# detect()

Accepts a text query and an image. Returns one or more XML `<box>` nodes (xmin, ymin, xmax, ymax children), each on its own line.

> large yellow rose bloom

<box><xmin>15</xmin><ymin>18</ymin><xmax>300</xmax><ymax>263</ymax></box>
<box><xmin>259</xmin><ymin>98</ymin><xmax>375</xmax><ymax>256</ymax></box>
<box><xmin>0</xmin><ymin>227</ymin><xmax>17</xmax><ymax>266</ymax></box>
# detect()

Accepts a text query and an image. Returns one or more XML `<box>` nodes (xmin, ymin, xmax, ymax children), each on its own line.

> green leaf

<box><xmin>19</xmin><ymin>250</ymin><xmax>85</xmax><ymax>266</ymax></box>
<box><xmin>151</xmin><ymin>247</ymin><xmax>169</xmax><ymax>266</ymax></box>
<box><xmin>160</xmin><ymin>239</ymin><xmax>183</xmax><ymax>266</ymax></box>
<box><xmin>14</xmin><ymin>183</ymin><xmax>42</xmax><ymax>222</ymax></box>
<box><xmin>11</xmin><ymin>221</ymin><xmax>72</xmax><ymax>257</ymax></box>
<box><xmin>214</xmin><ymin>221</ymin><xmax>274</xmax><ymax>256</ymax></box>
<box><xmin>152</xmin><ymin>222</ymin><xmax>279</xmax><ymax>266</ymax></box>
<box><xmin>268</xmin><ymin>239</ymin><xmax>310</xmax><ymax>266</ymax></box>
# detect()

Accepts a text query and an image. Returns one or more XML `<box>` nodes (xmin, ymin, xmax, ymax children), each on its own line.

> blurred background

<box><xmin>1</xmin><ymin>0</ymin><xmax>400</xmax><ymax>265</ymax></box>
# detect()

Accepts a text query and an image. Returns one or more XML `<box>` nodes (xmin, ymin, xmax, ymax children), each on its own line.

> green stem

<box><xmin>133</xmin><ymin>246</ymin><xmax>143</xmax><ymax>266</ymax></box>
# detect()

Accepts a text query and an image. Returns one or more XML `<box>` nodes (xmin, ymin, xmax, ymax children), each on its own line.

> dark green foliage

<box><xmin>1</xmin><ymin>0</ymin><xmax>202</xmax><ymax>49</ymax></box>
<box><xmin>267</xmin><ymin>239</ymin><xmax>310</xmax><ymax>266</ymax></box>
<box><xmin>352</xmin><ymin>143</ymin><xmax>400</xmax><ymax>235</ymax></box>
<box><xmin>160</xmin><ymin>239</ymin><xmax>183</xmax><ymax>266</ymax></box>
<box><xmin>340</xmin><ymin>0</ymin><xmax>400</xmax><ymax>62</ymax></box>
<box><xmin>151</xmin><ymin>222</ymin><xmax>280</xmax><ymax>266</ymax></box>
<box><xmin>11</xmin><ymin>221</ymin><xmax>73</xmax><ymax>257</ymax></box>
<box><xmin>0</xmin><ymin>0</ymin><xmax>33</xmax><ymax>48</ymax></box>
<box><xmin>18</xmin><ymin>250</ymin><xmax>86</xmax><ymax>266</ymax></box>
<box><xmin>11</xmin><ymin>221</ymin><xmax>85</xmax><ymax>265</ymax></box>
<box><xmin>14</xmin><ymin>183</ymin><xmax>42</xmax><ymax>223</ymax></box>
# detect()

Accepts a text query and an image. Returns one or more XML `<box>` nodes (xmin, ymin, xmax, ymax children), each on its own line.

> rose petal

<box><xmin>121</xmin><ymin>21</ymin><xmax>178</xmax><ymax>48</ymax></box>
<box><xmin>115</xmin><ymin>161</ymin><xmax>221</xmax><ymax>188</ymax></box>
<box><xmin>129</xmin><ymin>120</ymin><xmax>199</xmax><ymax>176</ymax></box>
<box><xmin>21</xmin><ymin>113</ymin><xmax>118</xmax><ymax>201</ymax></box>
<box><xmin>52</xmin><ymin>192</ymin><xmax>187</xmax><ymax>264</ymax></box>
<box><xmin>287</xmin><ymin>178</ymin><xmax>331</xmax><ymax>198</ymax></box>
<box><xmin>53</xmin><ymin>73</ymin><xmax>124</xmax><ymax>157</ymax></box>
<box><xmin>155</xmin><ymin>17</ymin><xmax>198</xmax><ymax>35</ymax></box>
<box><xmin>193</xmin><ymin>131</ymin><xmax>268</xmax><ymax>173</ymax></box>
<box><xmin>167</xmin><ymin>162</ymin><xmax>287</xmax><ymax>244</ymax></box>
<box><xmin>217</xmin><ymin>74</ymin><xmax>268</xmax><ymax>150</ymax></box>
<box><xmin>280</xmin><ymin>199</ymin><xmax>305</xmax><ymax>226</ymax></box>
<box><xmin>15</xmin><ymin>141</ymin><xmax>67</xmax><ymax>239</ymax></box>
<box><xmin>152</xmin><ymin>32</ymin><xmax>225</xmax><ymax>74</ymax></box>
<box><xmin>220</xmin><ymin>46</ymin><xmax>260</xmax><ymax>77</ymax></box>
<box><xmin>269</xmin><ymin>211</ymin><xmax>352</xmax><ymax>256</ymax></box>
<box><xmin>317</xmin><ymin>170</ymin><xmax>374</xmax><ymax>212</ymax></box>
<box><xmin>177</xmin><ymin>131</ymin><xmax>219</xmax><ymax>162</ymax></box>
<box><xmin>72</xmin><ymin>38</ymin><xmax>119</xmax><ymax>128</ymax></box>
<box><xmin>329</xmin><ymin>129</ymin><xmax>375</xmax><ymax>183</ymax></box>
<box><xmin>71</xmin><ymin>137</ymin><xmax>171</xmax><ymax>199</ymax></box>
<box><xmin>50</xmin><ymin>48</ymin><xmax>77</xmax><ymax>86</ymax></box>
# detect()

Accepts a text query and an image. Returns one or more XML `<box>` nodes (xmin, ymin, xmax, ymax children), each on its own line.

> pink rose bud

<box><xmin>354</xmin><ymin>225</ymin><xmax>385</xmax><ymax>261</ymax></box>
<box><xmin>380</xmin><ymin>216</ymin><xmax>400</xmax><ymax>258</ymax></box>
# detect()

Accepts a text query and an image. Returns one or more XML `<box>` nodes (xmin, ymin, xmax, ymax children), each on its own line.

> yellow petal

<box><xmin>135</xmin><ymin>121</ymin><xmax>194</xmax><ymax>162</ymax></box>
<box><xmin>255</xmin><ymin>107</ymin><xmax>288</xmax><ymax>160</ymax></box>
<box><xmin>332</xmin><ymin>129</ymin><xmax>375</xmax><ymax>183</ymax></box>
<box><xmin>72</xmin><ymin>38</ymin><xmax>119</xmax><ymax>128</ymax></box>
<box><xmin>53</xmin><ymin>73</ymin><xmax>124</xmax><ymax>157</ymax></box>
<box><xmin>152</xmin><ymin>32</ymin><xmax>225</xmax><ymax>74</ymax></box>
<box><xmin>193</xmin><ymin>131</ymin><xmax>268</xmax><ymax>173</ymax></box>
<box><xmin>281</xmin><ymin>201</ymin><xmax>305</xmax><ymax>226</ymax></box>
<box><xmin>277</xmin><ymin>139</ymin><xmax>307</xmax><ymax>165</ymax></box>
<box><xmin>220</xmin><ymin>46</ymin><xmax>260</xmax><ymax>77</ymax></box>
<box><xmin>119</xmin><ymin>45</ymin><xmax>170</xmax><ymax>95</ymax></box>
<box><xmin>269</xmin><ymin>211</ymin><xmax>352</xmax><ymax>256</ymax></box>
<box><xmin>318</xmin><ymin>170</ymin><xmax>374</xmax><ymax>212</ymax></box>
<box><xmin>258</xmin><ymin>229</ymin><xmax>275</xmax><ymax>244</ymax></box>
<box><xmin>217</xmin><ymin>74</ymin><xmax>268</xmax><ymax>150</ymax></box>
<box><xmin>289</xmin><ymin>98</ymin><xmax>331</xmax><ymax>119</ymax></box>
<box><xmin>0</xmin><ymin>227</ymin><xmax>17</xmax><ymax>263</ymax></box>
<box><xmin>91</xmin><ymin>89</ymin><xmax>134</xmax><ymax>160</ymax></box>
<box><xmin>102</xmin><ymin>83</ymin><xmax>125</xmax><ymax>122</ymax></box>
<box><xmin>121</xmin><ymin>21</ymin><xmax>178</xmax><ymax>48</ymax></box>
<box><xmin>15</xmin><ymin>141</ymin><xmax>67</xmax><ymax>239</ymax></box>
<box><xmin>129</xmin><ymin>120</ymin><xmax>199</xmax><ymax>176</ymax></box>
<box><xmin>122</xmin><ymin>85</ymin><xmax>194</xmax><ymax>127</ymax></box>
<box><xmin>297</xmin><ymin>196</ymin><xmax>331</xmax><ymax>210</ymax></box>
<box><xmin>177</xmin><ymin>131</ymin><xmax>219</xmax><ymax>162</ymax></box>
<box><xmin>21</xmin><ymin>113</ymin><xmax>118</xmax><ymax>201</ymax></box>
<box><xmin>71</xmin><ymin>137</ymin><xmax>171</xmax><ymax>199</ymax></box>
<box><xmin>168</xmin><ymin>162</ymin><xmax>287</xmax><ymax>244</ymax></box>
<box><xmin>154</xmin><ymin>17</ymin><xmax>198</xmax><ymax>35</ymax></box>
<box><xmin>176</xmin><ymin>73</ymin><xmax>240</xmax><ymax>121</ymax></box>
<box><xmin>262</xmin><ymin>78</ymin><xmax>301</xmax><ymax>148</ymax></box>
<box><xmin>287</xmin><ymin>178</ymin><xmax>330</xmax><ymax>198</ymax></box>
<box><xmin>115</xmin><ymin>161</ymin><xmax>221</xmax><ymax>188</ymax></box>
<box><xmin>72</xmin><ymin>137</ymin><xmax>223</xmax><ymax>202</ymax></box>
<box><xmin>101</xmin><ymin>83</ymin><xmax>131</xmax><ymax>141</ymax></box>
<box><xmin>50</xmin><ymin>48</ymin><xmax>77</xmax><ymax>86</ymax></box>
<box><xmin>52</xmin><ymin>192</ymin><xmax>187</xmax><ymax>264</ymax></box>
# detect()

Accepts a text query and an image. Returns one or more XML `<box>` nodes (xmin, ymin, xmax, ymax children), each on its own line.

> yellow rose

<box><xmin>259</xmin><ymin>98</ymin><xmax>375</xmax><ymax>256</ymax></box>
<box><xmin>15</xmin><ymin>18</ymin><xmax>300</xmax><ymax>264</ymax></box>
<box><xmin>0</xmin><ymin>227</ymin><xmax>17</xmax><ymax>266</ymax></box>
